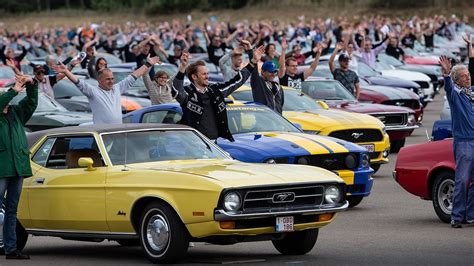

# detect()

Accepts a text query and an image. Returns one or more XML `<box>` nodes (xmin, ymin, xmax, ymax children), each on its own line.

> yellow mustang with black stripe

<box><xmin>229</xmin><ymin>86</ymin><xmax>391</xmax><ymax>173</ymax></box>
<box><xmin>18</xmin><ymin>124</ymin><xmax>348</xmax><ymax>263</ymax></box>
<box><xmin>123</xmin><ymin>102</ymin><xmax>374</xmax><ymax>208</ymax></box>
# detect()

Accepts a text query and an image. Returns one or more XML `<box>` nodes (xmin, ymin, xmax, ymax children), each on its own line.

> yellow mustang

<box><xmin>229</xmin><ymin>86</ymin><xmax>391</xmax><ymax>173</ymax></box>
<box><xmin>13</xmin><ymin>124</ymin><xmax>348</xmax><ymax>263</ymax></box>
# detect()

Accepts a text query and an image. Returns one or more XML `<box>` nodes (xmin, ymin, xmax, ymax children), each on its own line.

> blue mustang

<box><xmin>123</xmin><ymin>102</ymin><xmax>374</xmax><ymax>207</ymax></box>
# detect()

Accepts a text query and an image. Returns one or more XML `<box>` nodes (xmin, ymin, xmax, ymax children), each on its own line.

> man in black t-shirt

<box><xmin>278</xmin><ymin>39</ymin><xmax>322</xmax><ymax>90</ymax></box>
<box><xmin>401</xmin><ymin>28</ymin><xmax>417</xmax><ymax>49</ymax></box>
<box><xmin>385</xmin><ymin>37</ymin><xmax>406</xmax><ymax>60</ymax></box>
<box><xmin>329</xmin><ymin>43</ymin><xmax>360</xmax><ymax>98</ymax></box>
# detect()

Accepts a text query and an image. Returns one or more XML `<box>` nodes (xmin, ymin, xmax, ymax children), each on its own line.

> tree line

<box><xmin>0</xmin><ymin>0</ymin><xmax>469</xmax><ymax>14</ymax></box>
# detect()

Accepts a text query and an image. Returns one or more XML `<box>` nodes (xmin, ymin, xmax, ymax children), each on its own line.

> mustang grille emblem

<box><xmin>377</xmin><ymin>116</ymin><xmax>386</xmax><ymax>123</ymax></box>
<box><xmin>323</xmin><ymin>158</ymin><xmax>338</xmax><ymax>166</ymax></box>
<box><xmin>272</xmin><ymin>192</ymin><xmax>296</xmax><ymax>203</ymax></box>
<box><xmin>351</xmin><ymin>132</ymin><xmax>364</xmax><ymax>139</ymax></box>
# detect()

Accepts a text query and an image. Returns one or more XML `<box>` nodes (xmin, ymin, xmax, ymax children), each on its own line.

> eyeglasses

<box><xmin>156</xmin><ymin>76</ymin><xmax>168</xmax><ymax>80</ymax></box>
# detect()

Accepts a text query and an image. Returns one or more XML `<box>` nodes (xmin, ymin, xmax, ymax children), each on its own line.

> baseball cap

<box><xmin>338</xmin><ymin>53</ymin><xmax>350</xmax><ymax>62</ymax></box>
<box><xmin>33</xmin><ymin>65</ymin><xmax>45</xmax><ymax>74</ymax></box>
<box><xmin>262</xmin><ymin>61</ymin><xmax>278</xmax><ymax>73</ymax></box>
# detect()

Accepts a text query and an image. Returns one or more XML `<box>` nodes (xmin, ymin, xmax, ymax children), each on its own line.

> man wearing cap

<box><xmin>329</xmin><ymin>42</ymin><xmax>360</xmax><ymax>98</ymax></box>
<box><xmin>0</xmin><ymin>74</ymin><xmax>38</xmax><ymax>260</ymax></box>
<box><xmin>219</xmin><ymin>40</ymin><xmax>253</xmax><ymax>82</ymax></box>
<box><xmin>278</xmin><ymin>39</ymin><xmax>322</xmax><ymax>90</ymax></box>
<box><xmin>250</xmin><ymin>60</ymin><xmax>285</xmax><ymax>114</ymax></box>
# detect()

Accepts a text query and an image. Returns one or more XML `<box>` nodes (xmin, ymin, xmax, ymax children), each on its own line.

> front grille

<box><xmin>329</xmin><ymin>129</ymin><xmax>383</xmax><ymax>143</ymax></box>
<box><xmin>369</xmin><ymin>152</ymin><xmax>380</xmax><ymax>159</ymax></box>
<box><xmin>415</xmin><ymin>81</ymin><xmax>430</xmax><ymax>88</ymax></box>
<box><xmin>297</xmin><ymin>153</ymin><xmax>359</xmax><ymax>170</ymax></box>
<box><xmin>371</xmin><ymin>113</ymin><xmax>407</xmax><ymax>126</ymax></box>
<box><xmin>382</xmin><ymin>99</ymin><xmax>420</xmax><ymax>110</ymax></box>
<box><xmin>243</xmin><ymin>185</ymin><xmax>324</xmax><ymax>211</ymax></box>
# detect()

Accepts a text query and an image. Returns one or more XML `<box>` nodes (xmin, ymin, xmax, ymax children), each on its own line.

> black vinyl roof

<box><xmin>27</xmin><ymin>123</ymin><xmax>192</xmax><ymax>148</ymax></box>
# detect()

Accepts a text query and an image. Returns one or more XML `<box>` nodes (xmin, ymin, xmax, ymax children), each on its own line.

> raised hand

<box><xmin>179</xmin><ymin>52</ymin><xmax>190</xmax><ymax>72</ymax></box>
<box><xmin>147</xmin><ymin>56</ymin><xmax>161</xmax><ymax>65</ymax></box>
<box><xmin>439</xmin><ymin>55</ymin><xmax>452</xmax><ymax>76</ymax></box>
<box><xmin>51</xmin><ymin>63</ymin><xmax>68</xmax><ymax>74</ymax></box>
<box><xmin>314</xmin><ymin>42</ymin><xmax>323</xmax><ymax>54</ymax></box>
<box><xmin>335</xmin><ymin>42</ymin><xmax>344</xmax><ymax>51</ymax></box>
<box><xmin>281</xmin><ymin>38</ymin><xmax>288</xmax><ymax>52</ymax></box>
<box><xmin>240</xmin><ymin>39</ymin><xmax>252</xmax><ymax>50</ymax></box>
<box><xmin>251</xmin><ymin>45</ymin><xmax>265</xmax><ymax>64</ymax></box>
<box><xmin>5</xmin><ymin>59</ymin><xmax>16</xmax><ymax>69</ymax></box>
<box><xmin>462</xmin><ymin>32</ymin><xmax>471</xmax><ymax>44</ymax></box>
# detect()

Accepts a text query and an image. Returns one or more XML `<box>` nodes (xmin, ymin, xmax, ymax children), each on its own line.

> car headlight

<box><xmin>344</xmin><ymin>154</ymin><xmax>357</xmax><ymax>169</ymax></box>
<box><xmin>265</xmin><ymin>158</ymin><xmax>276</xmax><ymax>164</ymax></box>
<box><xmin>361</xmin><ymin>153</ymin><xmax>370</xmax><ymax>168</ymax></box>
<box><xmin>407</xmin><ymin>114</ymin><xmax>416</xmax><ymax>125</ymax></box>
<box><xmin>297</xmin><ymin>157</ymin><xmax>310</xmax><ymax>165</ymax></box>
<box><xmin>417</xmin><ymin>89</ymin><xmax>424</xmax><ymax>97</ymax></box>
<box><xmin>224</xmin><ymin>192</ymin><xmax>241</xmax><ymax>211</ymax></box>
<box><xmin>303</xmin><ymin>130</ymin><xmax>320</xmax><ymax>135</ymax></box>
<box><xmin>324</xmin><ymin>186</ymin><xmax>342</xmax><ymax>204</ymax></box>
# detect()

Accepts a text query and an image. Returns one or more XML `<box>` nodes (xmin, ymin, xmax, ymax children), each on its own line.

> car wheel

<box><xmin>272</xmin><ymin>229</ymin><xmax>318</xmax><ymax>255</ymax></box>
<box><xmin>371</xmin><ymin>164</ymin><xmax>381</xmax><ymax>174</ymax></box>
<box><xmin>0</xmin><ymin>212</ymin><xmax>28</xmax><ymax>255</ymax></box>
<box><xmin>390</xmin><ymin>138</ymin><xmax>406</xmax><ymax>153</ymax></box>
<box><xmin>432</xmin><ymin>171</ymin><xmax>454</xmax><ymax>223</ymax></box>
<box><xmin>347</xmin><ymin>196</ymin><xmax>364</xmax><ymax>208</ymax></box>
<box><xmin>116</xmin><ymin>239</ymin><xmax>140</xmax><ymax>246</ymax></box>
<box><xmin>139</xmin><ymin>202</ymin><xmax>189</xmax><ymax>263</ymax></box>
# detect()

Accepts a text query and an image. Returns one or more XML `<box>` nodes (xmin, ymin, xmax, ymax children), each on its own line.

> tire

<box><xmin>272</xmin><ymin>229</ymin><xmax>318</xmax><ymax>255</ymax></box>
<box><xmin>116</xmin><ymin>239</ymin><xmax>140</xmax><ymax>246</ymax></box>
<box><xmin>371</xmin><ymin>164</ymin><xmax>381</xmax><ymax>174</ymax></box>
<box><xmin>0</xmin><ymin>206</ymin><xmax>28</xmax><ymax>255</ymax></box>
<box><xmin>139</xmin><ymin>202</ymin><xmax>189</xmax><ymax>264</ymax></box>
<box><xmin>347</xmin><ymin>196</ymin><xmax>364</xmax><ymax>208</ymax></box>
<box><xmin>431</xmin><ymin>171</ymin><xmax>454</xmax><ymax>223</ymax></box>
<box><xmin>390</xmin><ymin>138</ymin><xmax>406</xmax><ymax>153</ymax></box>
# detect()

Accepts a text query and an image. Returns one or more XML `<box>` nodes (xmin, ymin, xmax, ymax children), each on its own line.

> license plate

<box><xmin>276</xmin><ymin>216</ymin><xmax>294</xmax><ymax>232</ymax></box>
<box><xmin>360</xmin><ymin>144</ymin><xmax>375</xmax><ymax>153</ymax></box>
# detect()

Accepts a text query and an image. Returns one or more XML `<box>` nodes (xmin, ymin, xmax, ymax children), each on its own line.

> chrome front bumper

<box><xmin>214</xmin><ymin>201</ymin><xmax>349</xmax><ymax>221</ymax></box>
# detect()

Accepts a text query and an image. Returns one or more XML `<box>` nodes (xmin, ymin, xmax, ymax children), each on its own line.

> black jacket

<box><xmin>250</xmin><ymin>68</ymin><xmax>284</xmax><ymax>114</ymax></box>
<box><xmin>172</xmin><ymin>63</ymin><xmax>254</xmax><ymax>141</ymax></box>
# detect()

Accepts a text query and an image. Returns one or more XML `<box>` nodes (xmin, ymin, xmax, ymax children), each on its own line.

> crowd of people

<box><xmin>0</xmin><ymin>12</ymin><xmax>473</xmax><ymax>259</ymax></box>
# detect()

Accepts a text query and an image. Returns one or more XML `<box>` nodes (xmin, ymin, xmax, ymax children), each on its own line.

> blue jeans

<box><xmin>452</xmin><ymin>141</ymin><xmax>474</xmax><ymax>222</ymax></box>
<box><xmin>0</xmin><ymin>176</ymin><xmax>23</xmax><ymax>254</ymax></box>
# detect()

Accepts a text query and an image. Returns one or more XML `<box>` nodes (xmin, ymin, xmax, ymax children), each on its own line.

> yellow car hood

<box><xmin>284</xmin><ymin>109</ymin><xmax>384</xmax><ymax>131</ymax></box>
<box><xmin>137</xmin><ymin>159</ymin><xmax>342</xmax><ymax>188</ymax></box>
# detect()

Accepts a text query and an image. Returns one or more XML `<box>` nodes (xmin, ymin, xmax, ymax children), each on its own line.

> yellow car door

<box><xmin>26</xmin><ymin>134</ymin><xmax>108</xmax><ymax>232</ymax></box>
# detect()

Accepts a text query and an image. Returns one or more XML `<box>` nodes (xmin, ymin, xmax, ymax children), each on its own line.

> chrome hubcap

<box><xmin>438</xmin><ymin>179</ymin><xmax>454</xmax><ymax>214</ymax></box>
<box><xmin>146</xmin><ymin>214</ymin><xmax>169</xmax><ymax>252</ymax></box>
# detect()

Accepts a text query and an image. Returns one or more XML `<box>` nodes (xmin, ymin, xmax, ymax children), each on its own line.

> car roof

<box><xmin>27</xmin><ymin>124</ymin><xmax>192</xmax><ymax>148</ymax></box>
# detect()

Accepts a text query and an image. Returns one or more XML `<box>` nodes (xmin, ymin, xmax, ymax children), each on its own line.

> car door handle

<box><xmin>34</xmin><ymin>178</ymin><xmax>45</xmax><ymax>184</ymax></box>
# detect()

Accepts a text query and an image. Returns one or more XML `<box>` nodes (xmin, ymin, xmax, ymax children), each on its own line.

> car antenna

<box><xmin>423</xmin><ymin>126</ymin><xmax>431</xmax><ymax>141</ymax></box>
<box><xmin>122</xmin><ymin>131</ymin><xmax>129</xmax><ymax>171</ymax></box>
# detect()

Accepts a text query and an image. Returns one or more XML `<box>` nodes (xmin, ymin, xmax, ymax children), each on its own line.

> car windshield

<box><xmin>53</xmin><ymin>80</ymin><xmax>85</xmax><ymax>98</ymax></box>
<box><xmin>0</xmin><ymin>67</ymin><xmax>15</xmax><ymax>79</ymax></box>
<box><xmin>227</xmin><ymin>106</ymin><xmax>300</xmax><ymax>134</ymax></box>
<box><xmin>11</xmin><ymin>93</ymin><xmax>68</xmax><ymax>112</ymax></box>
<box><xmin>282</xmin><ymin>89</ymin><xmax>323</xmax><ymax>112</ymax></box>
<box><xmin>378</xmin><ymin>53</ymin><xmax>404</xmax><ymax>67</ymax></box>
<box><xmin>302</xmin><ymin>80</ymin><xmax>357</xmax><ymax>101</ymax></box>
<box><xmin>358</xmin><ymin>63</ymin><xmax>379</xmax><ymax>77</ymax></box>
<box><xmin>102</xmin><ymin>130</ymin><xmax>227</xmax><ymax>165</ymax></box>
<box><xmin>311</xmin><ymin>67</ymin><xmax>332</xmax><ymax>78</ymax></box>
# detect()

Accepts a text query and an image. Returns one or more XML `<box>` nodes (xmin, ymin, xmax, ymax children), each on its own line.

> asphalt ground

<box><xmin>3</xmin><ymin>89</ymin><xmax>473</xmax><ymax>265</ymax></box>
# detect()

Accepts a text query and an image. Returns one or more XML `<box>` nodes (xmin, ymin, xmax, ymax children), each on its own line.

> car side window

<box><xmin>32</xmin><ymin>138</ymin><xmax>56</xmax><ymax>167</ymax></box>
<box><xmin>141</xmin><ymin>110</ymin><xmax>182</xmax><ymax>124</ymax></box>
<box><xmin>45</xmin><ymin>136</ymin><xmax>104</xmax><ymax>169</ymax></box>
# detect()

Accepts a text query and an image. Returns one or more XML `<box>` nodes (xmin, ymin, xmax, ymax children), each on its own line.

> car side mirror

<box><xmin>78</xmin><ymin>157</ymin><xmax>96</xmax><ymax>171</ymax></box>
<box><xmin>317</xmin><ymin>101</ymin><xmax>329</xmax><ymax>110</ymax></box>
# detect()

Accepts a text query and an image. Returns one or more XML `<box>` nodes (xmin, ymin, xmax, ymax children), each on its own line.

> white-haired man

<box><xmin>439</xmin><ymin>55</ymin><xmax>474</xmax><ymax>228</ymax></box>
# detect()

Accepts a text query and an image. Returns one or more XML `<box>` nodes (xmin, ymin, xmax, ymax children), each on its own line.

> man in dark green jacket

<box><xmin>0</xmin><ymin>75</ymin><xmax>37</xmax><ymax>260</ymax></box>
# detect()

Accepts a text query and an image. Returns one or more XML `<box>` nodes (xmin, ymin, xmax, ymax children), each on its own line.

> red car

<box><xmin>404</xmin><ymin>56</ymin><xmax>439</xmax><ymax>66</ymax></box>
<box><xmin>302</xmin><ymin>78</ymin><xmax>419</xmax><ymax>152</ymax></box>
<box><xmin>394</xmin><ymin>139</ymin><xmax>455</xmax><ymax>223</ymax></box>
<box><xmin>358</xmin><ymin>78</ymin><xmax>423</xmax><ymax>123</ymax></box>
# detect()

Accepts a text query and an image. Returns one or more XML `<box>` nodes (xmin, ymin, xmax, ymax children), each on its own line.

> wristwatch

<box><xmin>145</xmin><ymin>61</ymin><xmax>152</xmax><ymax>68</ymax></box>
